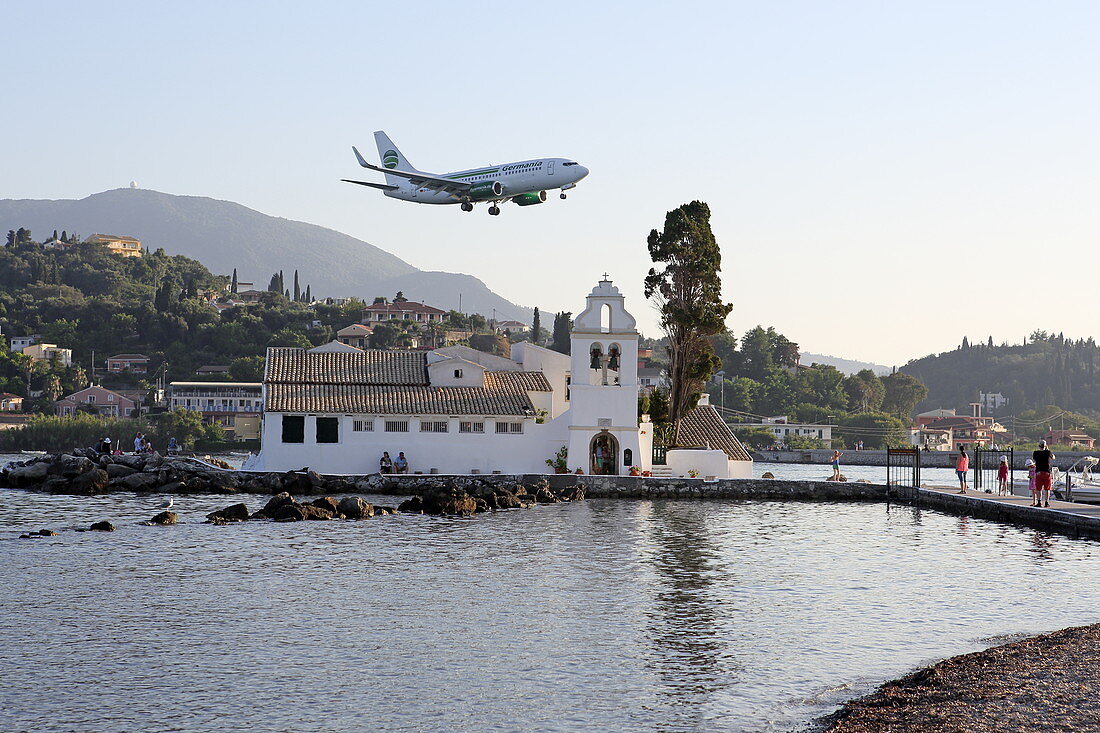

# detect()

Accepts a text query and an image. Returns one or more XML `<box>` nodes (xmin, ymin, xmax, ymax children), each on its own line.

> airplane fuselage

<box><xmin>383</xmin><ymin>158</ymin><xmax>587</xmax><ymax>204</ymax></box>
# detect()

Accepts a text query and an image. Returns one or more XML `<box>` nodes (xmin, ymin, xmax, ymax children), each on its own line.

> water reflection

<box><xmin>643</xmin><ymin>501</ymin><xmax>736</xmax><ymax>727</ymax></box>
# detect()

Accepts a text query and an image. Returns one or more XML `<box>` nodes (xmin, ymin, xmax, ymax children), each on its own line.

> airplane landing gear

<box><xmin>460</xmin><ymin>202</ymin><xmax>473</xmax><ymax>212</ymax></box>
<box><xmin>560</xmin><ymin>193</ymin><xmax>567</xmax><ymax>200</ymax></box>
<box><xmin>488</xmin><ymin>205</ymin><xmax>501</xmax><ymax>216</ymax></box>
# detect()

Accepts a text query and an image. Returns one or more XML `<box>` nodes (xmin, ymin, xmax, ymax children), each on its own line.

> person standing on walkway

<box><xmin>1026</xmin><ymin>458</ymin><xmax>1038</xmax><ymax>505</ymax></box>
<box><xmin>956</xmin><ymin>446</ymin><xmax>969</xmax><ymax>493</ymax></box>
<box><xmin>997</xmin><ymin>456</ymin><xmax>1010</xmax><ymax>495</ymax></box>
<box><xmin>830</xmin><ymin>450</ymin><xmax>843</xmax><ymax>481</ymax></box>
<box><xmin>1033</xmin><ymin>440</ymin><xmax>1056</xmax><ymax>507</ymax></box>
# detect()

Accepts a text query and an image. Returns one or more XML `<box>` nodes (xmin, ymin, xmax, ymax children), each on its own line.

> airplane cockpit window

<box><xmin>563</xmin><ymin>161</ymin><xmax>579</xmax><ymax>166</ymax></box>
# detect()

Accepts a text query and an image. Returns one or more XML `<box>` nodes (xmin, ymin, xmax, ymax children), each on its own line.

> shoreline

<box><xmin>819</xmin><ymin>622</ymin><xmax>1100</xmax><ymax>732</ymax></box>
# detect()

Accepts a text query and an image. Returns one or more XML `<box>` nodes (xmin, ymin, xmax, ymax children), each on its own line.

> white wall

<box><xmin>665</xmin><ymin>449</ymin><xmax>750</xmax><ymax>479</ymax></box>
<box><xmin>253</xmin><ymin>412</ymin><xmax>570</xmax><ymax>475</ymax></box>
<box><xmin>427</xmin><ymin>357</ymin><xmax>486</xmax><ymax>387</ymax></box>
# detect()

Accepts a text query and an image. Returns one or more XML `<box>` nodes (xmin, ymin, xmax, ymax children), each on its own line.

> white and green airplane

<box><xmin>342</xmin><ymin>131</ymin><xmax>589</xmax><ymax>215</ymax></box>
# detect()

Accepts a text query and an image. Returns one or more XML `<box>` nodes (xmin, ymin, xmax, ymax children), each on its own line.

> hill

<box><xmin>799</xmin><ymin>352</ymin><xmax>891</xmax><ymax>376</ymax></box>
<box><xmin>901</xmin><ymin>334</ymin><xmax>1100</xmax><ymax>418</ymax></box>
<box><xmin>0</xmin><ymin>188</ymin><xmax>529</xmax><ymax>320</ymax></box>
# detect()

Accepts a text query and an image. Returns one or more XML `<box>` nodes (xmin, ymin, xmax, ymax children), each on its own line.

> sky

<box><xmin>3</xmin><ymin>2</ymin><xmax>1099</xmax><ymax>367</ymax></box>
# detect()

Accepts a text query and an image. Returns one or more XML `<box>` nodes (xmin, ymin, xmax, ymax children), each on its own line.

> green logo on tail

<box><xmin>382</xmin><ymin>150</ymin><xmax>399</xmax><ymax>169</ymax></box>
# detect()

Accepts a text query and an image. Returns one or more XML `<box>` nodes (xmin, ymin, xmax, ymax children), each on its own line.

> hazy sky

<box><xmin>3</xmin><ymin>2</ymin><xmax>1099</xmax><ymax>366</ymax></box>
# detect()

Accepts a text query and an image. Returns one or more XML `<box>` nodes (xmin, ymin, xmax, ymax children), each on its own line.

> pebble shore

<box><xmin>821</xmin><ymin>623</ymin><xmax>1100</xmax><ymax>732</ymax></box>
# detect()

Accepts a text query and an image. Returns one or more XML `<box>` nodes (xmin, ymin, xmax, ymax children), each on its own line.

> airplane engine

<box><xmin>469</xmin><ymin>181</ymin><xmax>504</xmax><ymax>200</ymax></box>
<box><xmin>511</xmin><ymin>191</ymin><xmax>547</xmax><ymax>206</ymax></box>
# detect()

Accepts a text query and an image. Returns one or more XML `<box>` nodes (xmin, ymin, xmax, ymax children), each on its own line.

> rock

<box><xmin>89</xmin><ymin>521</ymin><xmax>115</xmax><ymax>532</ymax></box>
<box><xmin>272</xmin><ymin>504</ymin><xmax>306</xmax><ymax>522</ymax></box>
<box><xmin>398</xmin><ymin>496</ymin><xmax>424</xmax><ymax>513</ymax></box>
<box><xmin>255</xmin><ymin>492</ymin><xmax>296</xmax><ymax>518</ymax></box>
<box><xmin>106</xmin><ymin>464</ymin><xmax>137</xmax><ymax>479</ymax></box>
<box><xmin>311</xmin><ymin>496</ymin><xmax>340</xmax><ymax>514</ymax></box>
<box><xmin>299</xmin><ymin>505</ymin><xmax>334</xmax><ymax>520</ymax></box>
<box><xmin>36</xmin><ymin>529</ymin><xmax>58</xmax><ymax>536</ymax></box>
<box><xmin>113</xmin><ymin>454</ymin><xmax>146</xmax><ymax>470</ymax></box>
<box><xmin>206</xmin><ymin>503</ymin><xmax>250</xmax><ymax>523</ymax></box>
<box><xmin>337</xmin><ymin>496</ymin><xmax>373</xmax><ymax>519</ymax></box>
<box><xmin>48</xmin><ymin>454</ymin><xmax>94</xmax><ymax>477</ymax></box>
<box><xmin>158</xmin><ymin>481</ymin><xmax>187</xmax><ymax>494</ymax></box>
<box><xmin>145</xmin><ymin>452</ymin><xmax>164</xmax><ymax>469</ymax></box>
<box><xmin>535</xmin><ymin>487</ymin><xmax>559</xmax><ymax>504</ymax></box>
<box><xmin>7</xmin><ymin>461</ymin><xmax>49</xmax><ymax>485</ymax></box>
<box><xmin>71</xmin><ymin>468</ymin><xmax>109</xmax><ymax>495</ymax></box>
<box><xmin>118</xmin><ymin>472</ymin><xmax>160</xmax><ymax>492</ymax></box>
<box><xmin>421</xmin><ymin>487</ymin><xmax>477</xmax><ymax>516</ymax></box>
<box><xmin>473</xmin><ymin>498</ymin><xmax>489</xmax><ymax>513</ymax></box>
<box><xmin>148</xmin><ymin>511</ymin><xmax>178</xmax><ymax>526</ymax></box>
<box><xmin>373</xmin><ymin>505</ymin><xmax>397</xmax><ymax>515</ymax></box>
<box><xmin>559</xmin><ymin>484</ymin><xmax>586</xmax><ymax>502</ymax></box>
<box><xmin>762</xmin><ymin>471</ymin><xmax>775</xmax><ymax>479</ymax></box>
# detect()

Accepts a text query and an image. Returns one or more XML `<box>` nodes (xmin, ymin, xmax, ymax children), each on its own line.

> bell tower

<box><xmin>566</xmin><ymin>276</ymin><xmax>650</xmax><ymax>475</ymax></box>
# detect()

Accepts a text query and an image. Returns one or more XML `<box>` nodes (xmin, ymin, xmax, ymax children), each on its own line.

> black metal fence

<box><xmin>652</xmin><ymin>444</ymin><xmax>668</xmax><ymax>466</ymax></box>
<box><xmin>886</xmin><ymin>448</ymin><xmax>921</xmax><ymax>488</ymax></box>
<box><xmin>973</xmin><ymin>448</ymin><xmax>1013</xmax><ymax>493</ymax></box>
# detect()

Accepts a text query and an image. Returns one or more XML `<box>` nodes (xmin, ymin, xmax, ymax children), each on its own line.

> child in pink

<box><xmin>997</xmin><ymin>456</ymin><xmax>1010</xmax><ymax>495</ymax></box>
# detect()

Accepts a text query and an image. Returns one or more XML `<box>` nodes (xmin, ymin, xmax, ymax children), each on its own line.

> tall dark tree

<box><xmin>231</xmin><ymin>268</ymin><xmax>238</xmax><ymax>294</ymax></box>
<box><xmin>267</xmin><ymin>272</ymin><xmax>280</xmax><ymax>292</ymax></box>
<box><xmin>394</xmin><ymin>291</ymin><xmax>408</xmax><ymax>302</ymax></box>
<box><xmin>293</xmin><ymin>270</ymin><xmax>301</xmax><ymax>302</ymax></box>
<box><xmin>881</xmin><ymin>372</ymin><xmax>928</xmax><ymax>419</ymax></box>
<box><xmin>304</xmin><ymin>284</ymin><xmax>311</xmax><ymax>303</ymax></box>
<box><xmin>550</xmin><ymin>311</ymin><xmax>572</xmax><ymax>354</ymax></box>
<box><xmin>531</xmin><ymin>307</ymin><xmax>542</xmax><ymax>344</ymax></box>
<box><xmin>5</xmin><ymin>230</ymin><xmax>14</xmax><ymax>246</ymax></box>
<box><xmin>644</xmin><ymin>201</ymin><xmax>732</xmax><ymax>426</ymax></box>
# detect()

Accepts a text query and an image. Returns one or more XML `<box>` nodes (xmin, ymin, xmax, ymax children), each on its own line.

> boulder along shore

<box><xmin>1</xmin><ymin>450</ymin><xmax>584</xmax><ymax>519</ymax></box>
<box><xmin>820</xmin><ymin>622</ymin><xmax>1100</xmax><ymax>732</ymax></box>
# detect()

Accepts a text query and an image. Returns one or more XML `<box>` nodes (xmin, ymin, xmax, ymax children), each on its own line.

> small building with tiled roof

<box><xmin>0</xmin><ymin>392</ymin><xmax>24</xmax><ymax>412</ymax></box>
<box><xmin>107</xmin><ymin>353</ymin><xmax>150</xmax><ymax>374</ymax></box>
<box><xmin>85</xmin><ymin>233</ymin><xmax>143</xmax><ymax>258</ymax></box>
<box><xmin>361</xmin><ymin>299</ymin><xmax>446</xmax><ymax>328</ymax></box>
<box><xmin>1043</xmin><ymin>429</ymin><xmax>1096</xmax><ymax>450</ymax></box>
<box><xmin>336</xmin><ymin>323</ymin><xmax>373</xmax><ymax>349</ymax></box>
<box><xmin>243</xmin><ymin>278</ymin><xmax>732</xmax><ymax>478</ymax></box>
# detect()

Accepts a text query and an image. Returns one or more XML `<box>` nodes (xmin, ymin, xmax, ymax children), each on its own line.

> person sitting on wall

<box><xmin>380</xmin><ymin>452</ymin><xmax>394</xmax><ymax>474</ymax></box>
<box><xmin>394</xmin><ymin>452</ymin><xmax>409</xmax><ymax>474</ymax></box>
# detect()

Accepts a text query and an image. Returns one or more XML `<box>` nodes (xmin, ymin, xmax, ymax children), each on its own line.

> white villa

<box><xmin>244</xmin><ymin>278</ymin><xmax>751</xmax><ymax>478</ymax></box>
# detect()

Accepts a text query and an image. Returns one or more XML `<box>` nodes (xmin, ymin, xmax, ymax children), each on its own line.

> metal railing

<box><xmin>886</xmin><ymin>447</ymin><xmax>921</xmax><ymax>488</ymax></box>
<box><xmin>973</xmin><ymin>448</ymin><xmax>1013</xmax><ymax>493</ymax></box>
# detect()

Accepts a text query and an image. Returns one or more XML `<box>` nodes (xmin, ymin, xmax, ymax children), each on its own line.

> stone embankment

<box><xmin>754</xmin><ymin>448</ymin><xmax>1100</xmax><ymax>470</ymax></box>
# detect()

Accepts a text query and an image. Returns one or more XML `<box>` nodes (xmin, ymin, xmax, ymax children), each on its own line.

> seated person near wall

<box><xmin>394</xmin><ymin>452</ymin><xmax>409</xmax><ymax>474</ymax></box>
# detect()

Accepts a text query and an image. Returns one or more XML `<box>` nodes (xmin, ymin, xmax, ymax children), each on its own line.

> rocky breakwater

<box><xmin>397</xmin><ymin>476</ymin><xmax>584</xmax><ymax>516</ymax></box>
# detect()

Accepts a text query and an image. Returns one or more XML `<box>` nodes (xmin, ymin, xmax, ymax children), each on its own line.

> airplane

<box><xmin>342</xmin><ymin>131</ymin><xmax>589</xmax><ymax>215</ymax></box>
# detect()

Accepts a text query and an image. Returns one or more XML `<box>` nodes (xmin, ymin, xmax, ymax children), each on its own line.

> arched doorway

<box><xmin>590</xmin><ymin>432</ymin><xmax>619</xmax><ymax>475</ymax></box>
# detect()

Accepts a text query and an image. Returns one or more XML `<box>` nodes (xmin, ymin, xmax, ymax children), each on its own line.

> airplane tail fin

<box><xmin>374</xmin><ymin>131</ymin><xmax>419</xmax><ymax>185</ymax></box>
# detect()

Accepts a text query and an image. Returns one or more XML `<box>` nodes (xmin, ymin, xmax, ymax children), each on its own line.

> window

<box><xmin>353</xmin><ymin>419</ymin><xmax>374</xmax><ymax>432</ymax></box>
<box><xmin>454</xmin><ymin>369</ymin><xmax>463</xmax><ymax>378</ymax></box>
<box><xmin>316</xmin><ymin>417</ymin><xmax>339</xmax><ymax>443</ymax></box>
<box><xmin>421</xmin><ymin>421</ymin><xmax>448</xmax><ymax>433</ymax></box>
<box><xmin>386</xmin><ymin>420</ymin><xmax>409</xmax><ymax>432</ymax></box>
<box><xmin>87</xmin><ymin>395</ymin><xmax>96</xmax><ymax>403</ymax></box>
<box><xmin>495</xmin><ymin>421</ymin><xmax>523</xmax><ymax>434</ymax></box>
<box><xmin>459</xmin><ymin>421</ymin><xmax>485</xmax><ymax>434</ymax></box>
<box><xmin>282</xmin><ymin>415</ymin><xmax>305</xmax><ymax>443</ymax></box>
<box><xmin>624</xmin><ymin>449</ymin><xmax>633</xmax><ymax>466</ymax></box>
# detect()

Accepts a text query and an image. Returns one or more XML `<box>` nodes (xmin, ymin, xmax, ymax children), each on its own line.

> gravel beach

<box><xmin>821</xmin><ymin>623</ymin><xmax>1100</xmax><ymax>732</ymax></box>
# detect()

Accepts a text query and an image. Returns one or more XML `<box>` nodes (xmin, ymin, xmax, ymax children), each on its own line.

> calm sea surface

<box><xmin>3</xmin><ymin>456</ymin><xmax>1099</xmax><ymax>732</ymax></box>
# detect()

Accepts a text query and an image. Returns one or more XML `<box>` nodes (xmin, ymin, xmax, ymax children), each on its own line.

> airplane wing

<box><xmin>352</xmin><ymin>146</ymin><xmax>471</xmax><ymax>196</ymax></box>
<box><xmin>341</xmin><ymin>179</ymin><xmax>399</xmax><ymax>191</ymax></box>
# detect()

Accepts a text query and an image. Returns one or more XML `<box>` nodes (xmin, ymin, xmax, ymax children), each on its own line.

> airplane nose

<box><xmin>576</xmin><ymin>165</ymin><xmax>590</xmax><ymax>180</ymax></box>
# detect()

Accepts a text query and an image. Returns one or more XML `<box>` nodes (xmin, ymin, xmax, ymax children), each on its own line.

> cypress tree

<box><xmin>644</xmin><ymin>201</ymin><xmax>732</xmax><ymax>426</ymax></box>
<box><xmin>231</xmin><ymin>268</ymin><xmax>238</xmax><ymax>294</ymax></box>
<box><xmin>304</xmin><ymin>284</ymin><xmax>311</xmax><ymax>303</ymax></box>
<box><xmin>532</xmin><ymin>307</ymin><xmax>541</xmax><ymax>344</ymax></box>
<box><xmin>293</xmin><ymin>270</ymin><xmax>301</xmax><ymax>301</ymax></box>
<box><xmin>550</xmin><ymin>312</ymin><xmax>572</xmax><ymax>354</ymax></box>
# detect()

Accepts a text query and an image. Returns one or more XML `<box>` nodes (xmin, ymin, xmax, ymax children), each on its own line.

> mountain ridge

<box><xmin>0</xmin><ymin>188</ymin><xmax>530</xmax><ymax>321</ymax></box>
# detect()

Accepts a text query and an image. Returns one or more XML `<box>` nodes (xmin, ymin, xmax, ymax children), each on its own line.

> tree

<box><xmin>268</xmin><ymin>327</ymin><xmax>312</xmax><ymax>349</ymax></box>
<box><xmin>469</xmin><ymin>333</ymin><xmax>510</xmax><ymax>357</ymax></box>
<box><xmin>304</xmin><ymin>284</ymin><xmax>311</xmax><ymax>303</ymax></box>
<box><xmin>231</xmin><ymin>268</ymin><xmax>238</xmax><ymax>294</ymax></box>
<box><xmin>368</xmin><ymin>323</ymin><xmax>402</xmax><ymax>349</ymax></box>
<box><xmin>842</xmin><ymin>369</ymin><xmax>885</xmax><ymax>413</ymax></box>
<box><xmin>293</xmin><ymin>270</ymin><xmax>301</xmax><ymax>302</ymax></box>
<box><xmin>267</xmin><ymin>272</ymin><xmax>280</xmax><ymax>292</ymax></box>
<box><xmin>648</xmin><ymin>386</ymin><xmax>670</xmax><ymax>426</ymax></box>
<box><xmin>644</xmin><ymin>201</ymin><xmax>732</xmax><ymax>426</ymax></box>
<box><xmin>531</xmin><ymin>307</ymin><xmax>542</xmax><ymax>345</ymax></box>
<box><xmin>394</xmin><ymin>291</ymin><xmax>407</xmax><ymax>302</ymax></box>
<box><xmin>152</xmin><ymin>408</ymin><xmax>207</xmax><ymax>447</ymax></box>
<box><xmin>837</xmin><ymin>412</ymin><xmax>907</xmax><ymax>449</ymax></box>
<box><xmin>881</xmin><ymin>372</ymin><xmax>928</xmax><ymax>419</ymax></box>
<box><xmin>228</xmin><ymin>356</ymin><xmax>265</xmax><ymax>381</ymax></box>
<box><xmin>550</xmin><ymin>311</ymin><xmax>572</xmax><ymax>354</ymax></box>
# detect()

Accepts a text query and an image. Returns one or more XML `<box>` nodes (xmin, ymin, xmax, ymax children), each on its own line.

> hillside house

<box><xmin>737</xmin><ymin>416</ymin><xmax>834</xmax><ymax>445</ymax></box>
<box><xmin>9</xmin><ymin>334</ymin><xmax>41</xmax><ymax>353</ymax></box>
<box><xmin>85</xmin><ymin>233</ymin><xmax>143</xmax><ymax>258</ymax></box>
<box><xmin>638</xmin><ymin>367</ymin><xmax>668</xmax><ymax>393</ymax></box>
<box><xmin>336</xmin><ymin>323</ymin><xmax>373</xmax><ymax>349</ymax></box>
<box><xmin>56</xmin><ymin>386</ymin><xmax>136</xmax><ymax>418</ymax></box>
<box><xmin>107</xmin><ymin>353</ymin><xmax>150</xmax><ymax>374</ymax></box>
<box><xmin>22</xmin><ymin>343</ymin><xmax>72</xmax><ymax>366</ymax></box>
<box><xmin>0</xmin><ymin>393</ymin><xmax>24</xmax><ymax>412</ymax></box>
<box><xmin>362</xmin><ymin>299</ymin><xmax>446</xmax><ymax>328</ymax></box>
<box><xmin>169</xmin><ymin>382</ymin><xmax>263</xmax><ymax>440</ymax></box>
<box><xmin>1043</xmin><ymin>429</ymin><xmax>1096</xmax><ymax>449</ymax></box>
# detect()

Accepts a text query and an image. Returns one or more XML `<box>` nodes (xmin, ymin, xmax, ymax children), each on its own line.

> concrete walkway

<box><xmin>898</xmin><ymin>483</ymin><xmax>1100</xmax><ymax>539</ymax></box>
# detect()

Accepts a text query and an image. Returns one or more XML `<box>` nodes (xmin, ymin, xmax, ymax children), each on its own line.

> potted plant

<box><xmin>545</xmin><ymin>446</ymin><xmax>569</xmax><ymax>474</ymax></box>
<box><xmin>629</xmin><ymin>465</ymin><xmax>641</xmax><ymax>476</ymax></box>
<box><xmin>687</xmin><ymin>469</ymin><xmax>700</xmax><ymax>478</ymax></box>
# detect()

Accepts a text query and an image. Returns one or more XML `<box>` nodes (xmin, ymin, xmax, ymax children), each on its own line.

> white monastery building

<box><xmin>244</xmin><ymin>278</ymin><xmax>751</xmax><ymax>478</ymax></box>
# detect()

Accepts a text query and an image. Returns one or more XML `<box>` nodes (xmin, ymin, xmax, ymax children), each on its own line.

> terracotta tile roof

<box><xmin>266</xmin><ymin>384</ymin><xmax>535</xmax><ymax>416</ymax></box>
<box><xmin>265</xmin><ymin>347</ymin><xmax>427</xmax><ymax>385</ymax></box>
<box><xmin>107</xmin><ymin>353</ymin><xmax>149</xmax><ymax>360</ymax></box>
<box><xmin>484</xmin><ymin>371</ymin><xmax>552</xmax><ymax>392</ymax></box>
<box><xmin>673</xmin><ymin>405</ymin><xmax>753</xmax><ymax>462</ymax></box>
<box><xmin>363</xmin><ymin>301</ymin><xmax>447</xmax><ymax>315</ymax></box>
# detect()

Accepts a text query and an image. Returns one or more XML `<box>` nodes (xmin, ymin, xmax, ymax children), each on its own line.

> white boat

<box><xmin>19</xmin><ymin>450</ymin><xmax>47</xmax><ymax>455</ymax></box>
